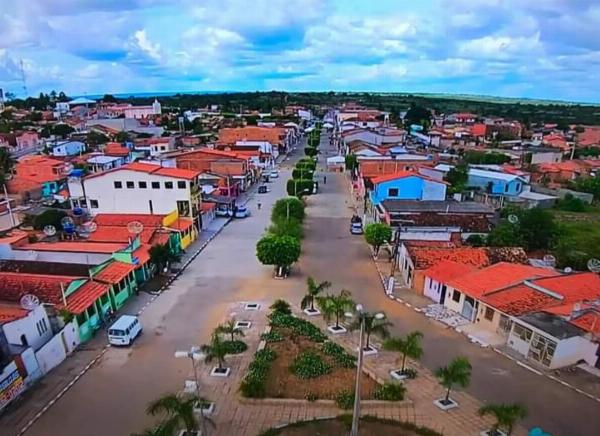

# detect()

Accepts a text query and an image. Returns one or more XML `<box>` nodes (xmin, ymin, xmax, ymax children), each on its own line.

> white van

<box><xmin>108</xmin><ymin>315</ymin><xmax>142</xmax><ymax>346</ymax></box>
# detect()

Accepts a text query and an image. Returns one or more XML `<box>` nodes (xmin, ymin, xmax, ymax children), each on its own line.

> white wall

<box><xmin>12</xmin><ymin>249</ymin><xmax>111</xmax><ymax>265</ymax></box>
<box><xmin>552</xmin><ymin>336</ymin><xmax>598</xmax><ymax>369</ymax></box>
<box><xmin>424</xmin><ymin>277</ymin><xmax>443</xmax><ymax>303</ymax></box>
<box><xmin>83</xmin><ymin>169</ymin><xmax>194</xmax><ymax>216</ymax></box>
<box><xmin>422</xmin><ymin>179</ymin><xmax>447</xmax><ymax>200</ymax></box>
<box><xmin>443</xmin><ymin>285</ymin><xmax>464</xmax><ymax>314</ymax></box>
<box><xmin>3</xmin><ymin>305</ymin><xmax>52</xmax><ymax>353</ymax></box>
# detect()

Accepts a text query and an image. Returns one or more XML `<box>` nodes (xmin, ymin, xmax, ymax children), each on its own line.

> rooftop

<box><xmin>480</xmin><ymin>284</ymin><xmax>560</xmax><ymax>316</ymax></box>
<box><xmin>93</xmin><ymin>213</ymin><xmax>165</xmax><ymax>227</ymax></box>
<box><xmin>94</xmin><ymin>261</ymin><xmax>136</xmax><ymax>284</ymax></box>
<box><xmin>518</xmin><ymin>312</ymin><xmax>584</xmax><ymax>340</ymax></box>
<box><xmin>371</xmin><ymin>171</ymin><xmax>448</xmax><ymax>185</ymax></box>
<box><xmin>422</xmin><ymin>260</ymin><xmax>476</xmax><ymax>284</ymax></box>
<box><xmin>66</xmin><ymin>281</ymin><xmax>109</xmax><ymax>314</ymax></box>
<box><xmin>0</xmin><ymin>260</ymin><xmax>90</xmax><ymax>277</ymax></box>
<box><xmin>0</xmin><ymin>303</ymin><xmax>28</xmax><ymax>325</ymax></box>
<box><xmin>0</xmin><ymin>272</ymin><xmax>81</xmax><ymax>306</ymax></box>
<box><xmin>17</xmin><ymin>241</ymin><xmax>126</xmax><ymax>254</ymax></box>
<box><xmin>85</xmin><ymin>162</ymin><xmax>200</xmax><ymax>181</ymax></box>
<box><xmin>382</xmin><ymin>200</ymin><xmax>495</xmax><ymax>215</ymax></box>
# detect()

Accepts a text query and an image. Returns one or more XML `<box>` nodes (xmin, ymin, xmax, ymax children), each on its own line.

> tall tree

<box><xmin>215</xmin><ymin>319</ymin><xmax>245</xmax><ymax>342</ymax></box>
<box><xmin>301</xmin><ymin>277</ymin><xmax>331</xmax><ymax>312</ymax></box>
<box><xmin>384</xmin><ymin>331</ymin><xmax>424</xmax><ymax>373</ymax></box>
<box><xmin>200</xmin><ymin>333</ymin><xmax>228</xmax><ymax>370</ymax></box>
<box><xmin>317</xmin><ymin>290</ymin><xmax>354</xmax><ymax>329</ymax></box>
<box><xmin>143</xmin><ymin>393</ymin><xmax>213</xmax><ymax>436</ymax></box>
<box><xmin>435</xmin><ymin>357</ymin><xmax>472</xmax><ymax>403</ymax></box>
<box><xmin>256</xmin><ymin>234</ymin><xmax>301</xmax><ymax>277</ymax></box>
<box><xmin>364</xmin><ymin>223</ymin><xmax>392</xmax><ymax>257</ymax></box>
<box><xmin>348</xmin><ymin>312</ymin><xmax>393</xmax><ymax>349</ymax></box>
<box><xmin>149</xmin><ymin>243</ymin><xmax>180</xmax><ymax>275</ymax></box>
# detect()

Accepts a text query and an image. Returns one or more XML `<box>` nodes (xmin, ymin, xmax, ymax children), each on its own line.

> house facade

<box><xmin>369</xmin><ymin>172</ymin><xmax>447</xmax><ymax>205</ymax></box>
<box><xmin>51</xmin><ymin>141</ymin><xmax>86</xmax><ymax>157</ymax></box>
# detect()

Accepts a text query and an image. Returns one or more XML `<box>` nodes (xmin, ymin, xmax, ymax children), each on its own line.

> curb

<box><xmin>17</xmin><ymin>219</ymin><xmax>232</xmax><ymax>436</ymax></box>
<box><xmin>368</xmin><ymin>254</ymin><xmax>600</xmax><ymax>405</ymax></box>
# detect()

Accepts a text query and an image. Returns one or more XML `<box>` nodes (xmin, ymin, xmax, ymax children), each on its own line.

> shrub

<box><xmin>292</xmin><ymin>168</ymin><xmax>314</xmax><ymax>180</ymax></box>
<box><xmin>222</xmin><ymin>340</ymin><xmax>248</xmax><ymax>354</ymax></box>
<box><xmin>272</xmin><ymin>197</ymin><xmax>306</xmax><ymax>222</ymax></box>
<box><xmin>270</xmin><ymin>299</ymin><xmax>292</xmax><ymax>315</ymax></box>
<box><xmin>373</xmin><ymin>383</ymin><xmax>406</xmax><ymax>401</ymax></box>
<box><xmin>305</xmin><ymin>147</ymin><xmax>318</xmax><ymax>157</ymax></box>
<box><xmin>256</xmin><ymin>234</ymin><xmax>301</xmax><ymax>270</ymax></box>
<box><xmin>321</xmin><ymin>341</ymin><xmax>356</xmax><ymax>368</ymax></box>
<box><xmin>555</xmin><ymin>194</ymin><xmax>587</xmax><ymax>212</ymax></box>
<box><xmin>296</xmin><ymin>160</ymin><xmax>316</xmax><ymax>171</ymax></box>
<box><xmin>268</xmin><ymin>312</ymin><xmax>327</xmax><ymax>342</ymax></box>
<box><xmin>290</xmin><ymin>351</ymin><xmax>331</xmax><ymax>379</ymax></box>
<box><xmin>240</xmin><ymin>349</ymin><xmax>277</xmax><ymax>398</ymax></box>
<box><xmin>364</xmin><ymin>223</ymin><xmax>393</xmax><ymax>256</ymax></box>
<box><xmin>465</xmin><ymin>234</ymin><xmax>486</xmax><ymax>247</ymax></box>
<box><xmin>261</xmin><ymin>331</ymin><xmax>284</xmax><ymax>342</ymax></box>
<box><xmin>286</xmin><ymin>179</ymin><xmax>314</xmax><ymax>197</ymax></box>
<box><xmin>335</xmin><ymin>390</ymin><xmax>355</xmax><ymax>410</ymax></box>
<box><xmin>268</xmin><ymin>216</ymin><xmax>303</xmax><ymax>240</ymax></box>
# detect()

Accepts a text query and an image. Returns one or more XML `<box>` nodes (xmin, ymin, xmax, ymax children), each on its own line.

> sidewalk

<box><xmin>0</xmin><ymin>216</ymin><xmax>232</xmax><ymax>434</ymax></box>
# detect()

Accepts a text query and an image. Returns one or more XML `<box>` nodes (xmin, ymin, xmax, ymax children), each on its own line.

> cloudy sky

<box><xmin>0</xmin><ymin>0</ymin><xmax>599</xmax><ymax>102</ymax></box>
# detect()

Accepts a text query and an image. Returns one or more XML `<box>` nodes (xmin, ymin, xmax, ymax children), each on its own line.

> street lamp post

<box><xmin>175</xmin><ymin>346</ymin><xmax>207</xmax><ymax>434</ymax></box>
<box><xmin>345</xmin><ymin>305</ymin><xmax>385</xmax><ymax>436</ymax></box>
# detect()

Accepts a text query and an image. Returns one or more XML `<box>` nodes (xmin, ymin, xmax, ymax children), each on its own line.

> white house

<box><xmin>0</xmin><ymin>304</ymin><xmax>53</xmax><ymax>354</ymax></box>
<box><xmin>124</xmin><ymin>99</ymin><xmax>162</xmax><ymax>119</ymax></box>
<box><xmin>75</xmin><ymin>162</ymin><xmax>201</xmax><ymax>229</ymax></box>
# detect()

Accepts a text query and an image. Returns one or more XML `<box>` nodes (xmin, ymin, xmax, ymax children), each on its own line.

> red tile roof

<box><xmin>93</xmin><ymin>213</ymin><xmax>165</xmax><ymax>227</ymax></box>
<box><xmin>409</xmin><ymin>247</ymin><xmax>490</xmax><ymax>269</ymax></box>
<box><xmin>104</xmin><ymin>142</ymin><xmax>131</xmax><ymax>157</ymax></box>
<box><xmin>150</xmin><ymin>232</ymin><xmax>171</xmax><ymax>246</ymax></box>
<box><xmin>371</xmin><ymin>171</ymin><xmax>448</xmax><ymax>185</ymax></box>
<box><xmin>471</xmin><ymin>124</ymin><xmax>487</xmax><ymax>137</ymax></box>
<box><xmin>569</xmin><ymin>310</ymin><xmax>600</xmax><ymax>334</ymax></box>
<box><xmin>94</xmin><ymin>261</ymin><xmax>136</xmax><ymax>284</ymax></box>
<box><xmin>0</xmin><ymin>272</ymin><xmax>80</xmax><ymax>306</ymax></box>
<box><xmin>532</xmin><ymin>272</ymin><xmax>600</xmax><ymax>302</ymax></box>
<box><xmin>0</xmin><ymin>304</ymin><xmax>28</xmax><ymax>324</ymax></box>
<box><xmin>422</xmin><ymin>260</ymin><xmax>477</xmax><ymax>284</ymax></box>
<box><xmin>447</xmin><ymin>262</ymin><xmax>556</xmax><ymax>298</ymax></box>
<box><xmin>66</xmin><ymin>281</ymin><xmax>110</xmax><ymax>314</ymax></box>
<box><xmin>17</xmin><ymin>242</ymin><xmax>126</xmax><ymax>254</ymax></box>
<box><xmin>87</xmin><ymin>226</ymin><xmax>156</xmax><ymax>244</ymax></box>
<box><xmin>169</xmin><ymin>218</ymin><xmax>193</xmax><ymax>231</ymax></box>
<box><xmin>480</xmin><ymin>284</ymin><xmax>560</xmax><ymax>316</ymax></box>
<box><xmin>85</xmin><ymin>162</ymin><xmax>200</xmax><ymax>181</ymax></box>
<box><xmin>133</xmin><ymin>244</ymin><xmax>151</xmax><ymax>265</ymax></box>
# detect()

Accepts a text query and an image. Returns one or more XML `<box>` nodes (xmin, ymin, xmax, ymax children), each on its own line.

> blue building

<box><xmin>467</xmin><ymin>168</ymin><xmax>527</xmax><ymax>196</ymax></box>
<box><xmin>51</xmin><ymin>140</ymin><xmax>86</xmax><ymax>157</ymax></box>
<box><xmin>370</xmin><ymin>171</ymin><xmax>447</xmax><ymax>205</ymax></box>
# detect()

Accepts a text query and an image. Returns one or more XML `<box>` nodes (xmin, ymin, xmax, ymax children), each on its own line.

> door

<box><xmin>461</xmin><ymin>296</ymin><xmax>475</xmax><ymax>321</ymax></box>
<box><xmin>440</xmin><ymin>285</ymin><xmax>447</xmax><ymax>304</ymax></box>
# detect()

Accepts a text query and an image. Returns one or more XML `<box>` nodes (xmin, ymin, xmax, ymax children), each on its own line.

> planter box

<box><xmin>433</xmin><ymin>398</ymin><xmax>458</xmax><ymax>411</ymax></box>
<box><xmin>234</xmin><ymin>320</ymin><xmax>252</xmax><ymax>329</ymax></box>
<box><xmin>194</xmin><ymin>401</ymin><xmax>215</xmax><ymax>416</ymax></box>
<box><xmin>210</xmin><ymin>367</ymin><xmax>231</xmax><ymax>377</ymax></box>
<box><xmin>480</xmin><ymin>431</ymin><xmax>507</xmax><ymax>436</ymax></box>
<box><xmin>303</xmin><ymin>308</ymin><xmax>320</xmax><ymax>316</ymax></box>
<box><xmin>184</xmin><ymin>380</ymin><xmax>198</xmax><ymax>393</ymax></box>
<box><xmin>327</xmin><ymin>325</ymin><xmax>347</xmax><ymax>334</ymax></box>
<box><xmin>356</xmin><ymin>346</ymin><xmax>378</xmax><ymax>356</ymax></box>
<box><xmin>390</xmin><ymin>370</ymin><xmax>409</xmax><ymax>381</ymax></box>
<box><xmin>244</xmin><ymin>303</ymin><xmax>260</xmax><ymax>311</ymax></box>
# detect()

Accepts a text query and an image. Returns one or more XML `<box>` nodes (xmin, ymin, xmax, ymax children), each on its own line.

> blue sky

<box><xmin>0</xmin><ymin>0</ymin><xmax>599</xmax><ymax>102</ymax></box>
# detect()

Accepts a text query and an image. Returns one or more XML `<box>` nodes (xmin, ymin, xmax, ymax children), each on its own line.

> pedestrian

<box><xmin>257</xmin><ymin>201</ymin><xmax>262</xmax><ymax>210</ymax></box>
<box><xmin>323</xmin><ymin>175</ymin><xmax>327</xmax><ymax>185</ymax></box>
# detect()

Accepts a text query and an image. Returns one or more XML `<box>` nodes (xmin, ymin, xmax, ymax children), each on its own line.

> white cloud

<box><xmin>459</xmin><ymin>33</ymin><xmax>542</xmax><ymax>60</ymax></box>
<box><xmin>132</xmin><ymin>29</ymin><xmax>162</xmax><ymax>61</ymax></box>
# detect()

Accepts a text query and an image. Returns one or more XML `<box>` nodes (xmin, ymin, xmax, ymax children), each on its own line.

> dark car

<box><xmin>258</xmin><ymin>185</ymin><xmax>269</xmax><ymax>194</ymax></box>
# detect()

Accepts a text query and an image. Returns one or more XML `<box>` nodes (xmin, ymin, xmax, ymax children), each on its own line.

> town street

<box><xmin>6</xmin><ymin>134</ymin><xmax>599</xmax><ymax>436</ymax></box>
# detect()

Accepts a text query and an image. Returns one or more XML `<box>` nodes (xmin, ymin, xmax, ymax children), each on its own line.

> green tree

<box><xmin>301</xmin><ymin>277</ymin><xmax>331</xmax><ymax>312</ymax></box>
<box><xmin>316</xmin><ymin>290</ymin><xmax>354</xmax><ymax>329</ymax></box>
<box><xmin>103</xmin><ymin>94</ymin><xmax>118</xmax><ymax>103</ymax></box>
<box><xmin>271</xmin><ymin>197</ymin><xmax>305</xmax><ymax>222</ymax></box>
<box><xmin>268</xmin><ymin>216</ymin><xmax>303</xmax><ymax>240</ymax></box>
<box><xmin>435</xmin><ymin>357</ymin><xmax>472</xmax><ymax>403</ymax></box>
<box><xmin>478</xmin><ymin>403</ymin><xmax>528</xmax><ymax>436</ymax></box>
<box><xmin>52</xmin><ymin>123</ymin><xmax>75</xmax><ymax>138</ymax></box>
<box><xmin>215</xmin><ymin>319</ymin><xmax>245</xmax><ymax>342</ymax></box>
<box><xmin>0</xmin><ymin>147</ymin><xmax>15</xmax><ymax>176</ymax></box>
<box><xmin>364</xmin><ymin>223</ymin><xmax>392</xmax><ymax>256</ymax></box>
<box><xmin>143</xmin><ymin>393</ymin><xmax>212</xmax><ymax>436</ymax></box>
<box><xmin>256</xmin><ymin>234</ymin><xmax>301</xmax><ymax>276</ymax></box>
<box><xmin>304</xmin><ymin>146</ymin><xmax>318</xmax><ymax>157</ymax></box>
<box><xmin>486</xmin><ymin>223</ymin><xmax>522</xmax><ymax>247</ymax></box>
<box><xmin>149</xmin><ymin>243</ymin><xmax>181</xmax><ymax>274</ymax></box>
<box><xmin>404</xmin><ymin>103</ymin><xmax>431</xmax><ymax>131</ymax></box>
<box><xmin>444</xmin><ymin>164</ymin><xmax>468</xmax><ymax>193</ymax></box>
<box><xmin>200</xmin><ymin>333</ymin><xmax>228</xmax><ymax>370</ymax></box>
<box><xmin>384</xmin><ymin>331</ymin><xmax>424</xmax><ymax>373</ymax></box>
<box><xmin>345</xmin><ymin>154</ymin><xmax>358</xmax><ymax>174</ymax></box>
<box><xmin>348</xmin><ymin>312</ymin><xmax>393</xmax><ymax>349</ymax></box>
<box><xmin>269</xmin><ymin>299</ymin><xmax>292</xmax><ymax>315</ymax></box>
<box><xmin>29</xmin><ymin>111</ymin><xmax>43</xmax><ymax>122</ymax></box>
<box><xmin>32</xmin><ymin>209</ymin><xmax>67</xmax><ymax>230</ymax></box>
<box><xmin>571</xmin><ymin>176</ymin><xmax>600</xmax><ymax>201</ymax></box>
<box><xmin>87</xmin><ymin>131</ymin><xmax>109</xmax><ymax>147</ymax></box>
<box><xmin>115</xmin><ymin>131</ymin><xmax>130</xmax><ymax>142</ymax></box>
<box><xmin>292</xmin><ymin>168</ymin><xmax>314</xmax><ymax>180</ymax></box>
<box><xmin>286</xmin><ymin>179</ymin><xmax>313</xmax><ymax>197</ymax></box>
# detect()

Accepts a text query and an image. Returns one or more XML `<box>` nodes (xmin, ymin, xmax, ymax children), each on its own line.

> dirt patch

<box><xmin>265</xmin><ymin>417</ymin><xmax>430</xmax><ymax>436</ymax></box>
<box><xmin>264</xmin><ymin>327</ymin><xmax>378</xmax><ymax>400</ymax></box>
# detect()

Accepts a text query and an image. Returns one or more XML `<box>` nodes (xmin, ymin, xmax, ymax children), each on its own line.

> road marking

<box><xmin>516</xmin><ymin>361</ymin><xmax>543</xmax><ymax>376</ymax></box>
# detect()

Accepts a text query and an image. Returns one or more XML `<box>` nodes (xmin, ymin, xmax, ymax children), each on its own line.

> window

<box><xmin>90</xmin><ymin>199</ymin><xmax>99</xmax><ymax>208</ymax></box>
<box><xmin>126</xmin><ymin>181</ymin><xmax>134</xmax><ymax>189</ymax></box>
<box><xmin>504</xmin><ymin>183</ymin><xmax>509</xmax><ymax>193</ymax></box>
<box><xmin>177</xmin><ymin>200</ymin><xmax>190</xmax><ymax>216</ymax></box>
<box><xmin>138</xmin><ymin>181</ymin><xmax>147</xmax><ymax>189</ymax></box>
<box><xmin>114</xmin><ymin>181</ymin><xmax>122</xmax><ymax>189</ymax></box>
<box><xmin>160</xmin><ymin>145</ymin><xmax>166</xmax><ymax>151</ymax></box>
<box><xmin>452</xmin><ymin>289</ymin><xmax>461</xmax><ymax>303</ymax></box>
<box><xmin>165</xmin><ymin>181</ymin><xmax>173</xmax><ymax>189</ymax></box>
<box><xmin>388</xmin><ymin>188</ymin><xmax>399</xmax><ymax>197</ymax></box>
<box><xmin>72</xmin><ymin>199</ymin><xmax>79</xmax><ymax>208</ymax></box>
<box><xmin>177</xmin><ymin>181</ymin><xmax>187</xmax><ymax>189</ymax></box>
<box><xmin>484</xmin><ymin>306</ymin><xmax>495</xmax><ymax>321</ymax></box>
<box><xmin>36</xmin><ymin>319</ymin><xmax>48</xmax><ymax>336</ymax></box>
<box><xmin>151</xmin><ymin>181</ymin><xmax>160</xmax><ymax>189</ymax></box>
<box><xmin>80</xmin><ymin>199</ymin><xmax>87</xmax><ymax>208</ymax></box>
<box><xmin>513</xmin><ymin>323</ymin><xmax>533</xmax><ymax>342</ymax></box>
<box><xmin>516</xmin><ymin>182</ymin><xmax>521</xmax><ymax>191</ymax></box>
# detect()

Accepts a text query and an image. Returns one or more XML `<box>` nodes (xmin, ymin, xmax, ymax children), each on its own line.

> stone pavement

<box><xmin>179</xmin><ymin>300</ymin><xmax>525</xmax><ymax>436</ymax></box>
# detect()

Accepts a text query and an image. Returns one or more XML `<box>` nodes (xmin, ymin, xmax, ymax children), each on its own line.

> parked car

<box><xmin>215</xmin><ymin>206</ymin><xmax>232</xmax><ymax>217</ymax></box>
<box><xmin>258</xmin><ymin>185</ymin><xmax>269</xmax><ymax>194</ymax></box>
<box><xmin>269</xmin><ymin>170</ymin><xmax>279</xmax><ymax>178</ymax></box>
<box><xmin>350</xmin><ymin>221</ymin><xmax>363</xmax><ymax>234</ymax></box>
<box><xmin>235</xmin><ymin>206</ymin><xmax>250</xmax><ymax>218</ymax></box>
<box><xmin>108</xmin><ymin>315</ymin><xmax>142</xmax><ymax>346</ymax></box>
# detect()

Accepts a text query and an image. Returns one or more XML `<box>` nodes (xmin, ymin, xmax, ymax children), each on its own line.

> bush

<box><xmin>555</xmin><ymin>194</ymin><xmax>587</xmax><ymax>212</ymax></box>
<box><xmin>321</xmin><ymin>341</ymin><xmax>356</xmax><ymax>368</ymax></box>
<box><xmin>296</xmin><ymin>160</ymin><xmax>316</xmax><ymax>171</ymax></box>
<box><xmin>32</xmin><ymin>209</ymin><xmax>67</xmax><ymax>230</ymax></box>
<box><xmin>268</xmin><ymin>312</ymin><xmax>327</xmax><ymax>342</ymax></box>
<box><xmin>364</xmin><ymin>223</ymin><xmax>393</xmax><ymax>255</ymax></box>
<box><xmin>222</xmin><ymin>340</ymin><xmax>248</xmax><ymax>354</ymax></box>
<box><xmin>335</xmin><ymin>390</ymin><xmax>355</xmax><ymax>410</ymax></box>
<box><xmin>290</xmin><ymin>351</ymin><xmax>331</xmax><ymax>379</ymax></box>
<box><xmin>240</xmin><ymin>349</ymin><xmax>277</xmax><ymax>398</ymax></box>
<box><xmin>256</xmin><ymin>234</ymin><xmax>301</xmax><ymax>269</ymax></box>
<box><xmin>465</xmin><ymin>234</ymin><xmax>486</xmax><ymax>247</ymax></box>
<box><xmin>286</xmin><ymin>179</ymin><xmax>314</xmax><ymax>197</ymax></box>
<box><xmin>272</xmin><ymin>197</ymin><xmax>305</xmax><ymax>222</ymax></box>
<box><xmin>270</xmin><ymin>299</ymin><xmax>292</xmax><ymax>315</ymax></box>
<box><xmin>268</xmin><ymin>216</ymin><xmax>303</xmax><ymax>240</ymax></box>
<box><xmin>292</xmin><ymin>168</ymin><xmax>314</xmax><ymax>180</ymax></box>
<box><xmin>373</xmin><ymin>383</ymin><xmax>406</xmax><ymax>401</ymax></box>
<box><xmin>261</xmin><ymin>331</ymin><xmax>284</xmax><ymax>342</ymax></box>
<box><xmin>305</xmin><ymin>147</ymin><xmax>318</xmax><ymax>157</ymax></box>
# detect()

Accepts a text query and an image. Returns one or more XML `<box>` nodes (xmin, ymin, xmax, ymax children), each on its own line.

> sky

<box><xmin>0</xmin><ymin>0</ymin><xmax>599</xmax><ymax>102</ymax></box>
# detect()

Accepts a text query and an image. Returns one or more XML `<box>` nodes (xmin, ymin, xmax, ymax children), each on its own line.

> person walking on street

<box><xmin>257</xmin><ymin>201</ymin><xmax>262</xmax><ymax>210</ymax></box>
<box><xmin>323</xmin><ymin>175</ymin><xmax>327</xmax><ymax>185</ymax></box>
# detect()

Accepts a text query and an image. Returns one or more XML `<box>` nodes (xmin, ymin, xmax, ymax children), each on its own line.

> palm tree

<box><xmin>435</xmin><ymin>356</ymin><xmax>472</xmax><ymax>404</ymax></box>
<box><xmin>316</xmin><ymin>290</ymin><xmax>354</xmax><ymax>329</ymax></box>
<box><xmin>478</xmin><ymin>403</ymin><xmax>527</xmax><ymax>436</ymax></box>
<box><xmin>384</xmin><ymin>331</ymin><xmax>424</xmax><ymax>373</ymax></box>
<box><xmin>301</xmin><ymin>277</ymin><xmax>331</xmax><ymax>312</ymax></box>
<box><xmin>349</xmin><ymin>312</ymin><xmax>393</xmax><ymax>349</ymax></box>
<box><xmin>144</xmin><ymin>393</ymin><xmax>210</xmax><ymax>436</ymax></box>
<box><xmin>215</xmin><ymin>319</ymin><xmax>244</xmax><ymax>342</ymax></box>
<box><xmin>200</xmin><ymin>334</ymin><xmax>228</xmax><ymax>370</ymax></box>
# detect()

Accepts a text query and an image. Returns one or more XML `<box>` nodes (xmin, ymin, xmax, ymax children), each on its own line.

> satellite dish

<box><xmin>543</xmin><ymin>254</ymin><xmax>556</xmax><ymax>267</ymax></box>
<box><xmin>587</xmin><ymin>258</ymin><xmax>600</xmax><ymax>273</ymax></box>
<box><xmin>508</xmin><ymin>214</ymin><xmax>519</xmax><ymax>224</ymax></box>
<box><xmin>81</xmin><ymin>221</ymin><xmax>97</xmax><ymax>233</ymax></box>
<box><xmin>127</xmin><ymin>221</ymin><xmax>144</xmax><ymax>234</ymax></box>
<box><xmin>20</xmin><ymin>294</ymin><xmax>40</xmax><ymax>310</ymax></box>
<box><xmin>43</xmin><ymin>225</ymin><xmax>57</xmax><ymax>236</ymax></box>
<box><xmin>564</xmin><ymin>267</ymin><xmax>573</xmax><ymax>274</ymax></box>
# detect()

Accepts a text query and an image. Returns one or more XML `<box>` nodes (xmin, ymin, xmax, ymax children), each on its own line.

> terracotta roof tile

<box><xmin>94</xmin><ymin>261</ymin><xmax>136</xmax><ymax>284</ymax></box>
<box><xmin>532</xmin><ymin>272</ymin><xmax>600</xmax><ymax>302</ymax></box>
<box><xmin>93</xmin><ymin>213</ymin><xmax>165</xmax><ymax>227</ymax></box>
<box><xmin>408</xmin><ymin>247</ymin><xmax>490</xmax><ymax>269</ymax></box>
<box><xmin>85</xmin><ymin>162</ymin><xmax>200</xmax><ymax>181</ymax></box>
<box><xmin>133</xmin><ymin>244</ymin><xmax>151</xmax><ymax>265</ymax></box>
<box><xmin>371</xmin><ymin>171</ymin><xmax>448</xmax><ymax>185</ymax></box>
<box><xmin>569</xmin><ymin>310</ymin><xmax>600</xmax><ymax>334</ymax></box>
<box><xmin>66</xmin><ymin>281</ymin><xmax>110</xmax><ymax>314</ymax></box>
<box><xmin>17</xmin><ymin>242</ymin><xmax>126</xmax><ymax>254</ymax></box>
<box><xmin>0</xmin><ymin>304</ymin><xmax>29</xmax><ymax>324</ymax></box>
<box><xmin>87</xmin><ymin>226</ymin><xmax>156</xmax><ymax>244</ymax></box>
<box><xmin>0</xmin><ymin>272</ymin><xmax>81</xmax><ymax>306</ymax></box>
<box><xmin>422</xmin><ymin>260</ymin><xmax>477</xmax><ymax>284</ymax></box>
<box><xmin>480</xmin><ymin>284</ymin><xmax>560</xmax><ymax>316</ymax></box>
